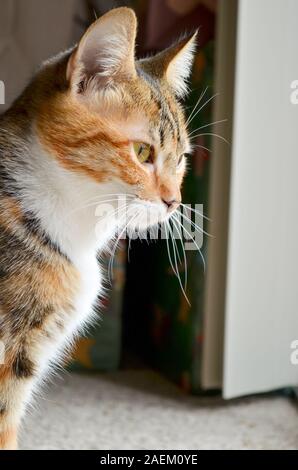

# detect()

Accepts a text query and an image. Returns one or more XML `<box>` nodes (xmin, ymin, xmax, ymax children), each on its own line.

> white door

<box><xmin>223</xmin><ymin>0</ymin><xmax>298</xmax><ymax>398</ymax></box>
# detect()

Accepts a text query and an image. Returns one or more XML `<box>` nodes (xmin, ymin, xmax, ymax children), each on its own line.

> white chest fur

<box><xmin>18</xmin><ymin>139</ymin><xmax>119</xmax><ymax>370</ymax></box>
<box><xmin>72</xmin><ymin>254</ymin><xmax>102</xmax><ymax>335</ymax></box>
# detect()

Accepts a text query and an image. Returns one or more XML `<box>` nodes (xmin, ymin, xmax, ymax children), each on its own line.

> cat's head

<box><xmin>37</xmin><ymin>7</ymin><xmax>196</xmax><ymax>232</ymax></box>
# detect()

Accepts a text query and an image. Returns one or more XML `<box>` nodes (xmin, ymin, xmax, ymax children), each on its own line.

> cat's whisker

<box><xmin>164</xmin><ymin>221</ymin><xmax>179</xmax><ymax>280</ymax></box>
<box><xmin>173</xmin><ymin>214</ymin><xmax>206</xmax><ymax>272</ymax></box>
<box><xmin>186</xmin><ymin>86</ymin><xmax>208</xmax><ymax>126</ymax></box>
<box><xmin>192</xmin><ymin>143</ymin><xmax>212</xmax><ymax>154</ymax></box>
<box><xmin>168</xmin><ymin>221</ymin><xmax>181</xmax><ymax>272</ymax></box>
<box><xmin>108</xmin><ymin>209</ymin><xmax>138</xmax><ymax>283</ymax></box>
<box><xmin>171</xmin><ymin>216</ymin><xmax>188</xmax><ymax>291</ymax></box>
<box><xmin>75</xmin><ymin>193</ymin><xmax>135</xmax><ymax>208</ymax></box>
<box><xmin>187</xmin><ymin>92</ymin><xmax>219</xmax><ymax>128</ymax></box>
<box><xmin>180</xmin><ymin>214</ymin><xmax>210</xmax><ymax>238</ymax></box>
<box><xmin>179</xmin><ymin>211</ymin><xmax>213</xmax><ymax>238</ymax></box>
<box><xmin>89</xmin><ymin>194</ymin><xmax>135</xmax><ymax>207</ymax></box>
<box><xmin>188</xmin><ymin>118</ymin><xmax>228</xmax><ymax>136</ymax></box>
<box><xmin>166</xmin><ymin>221</ymin><xmax>190</xmax><ymax>306</ymax></box>
<box><xmin>127</xmin><ymin>231</ymin><xmax>133</xmax><ymax>262</ymax></box>
<box><xmin>168</xmin><ymin>221</ymin><xmax>180</xmax><ymax>281</ymax></box>
<box><xmin>68</xmin><ymin>200</ymin><xmax>118</xmax><ymax>217</ymax></box>
<box><xmin>89</xmin><ymin>193</ymin><xmax>135</xmax><ymax>201</ymax></box>
<box><xmin>190</xmin><ymin>131</ymin><xmax>230</xmax><ymax>145</ymax></box>
<box><xmin>168</xmin><ymin>222</ymin><xmax>180</xmax><ymax>276</ymax></box>
<box><xmin>68</xmin><ymin>196</ymin><xmax>134</xmax><ymax>216</ymax></box>
<box><xmin>107</xmin><ymin>211</ymin><xmax>128</xmax><ymax>283</ymax></box>
<box><xmin>180</xmin><ymin>203</ymin><xmax>211</xmax><ymax>221</ymax></box>
<box><xmin>98</xmin><ymin>202</ymin><xmax>130</xmax><ymax>228</ymax></box>
<box><xmin>169</xmin><ymin>220</ymin><xmax>182</xmax><ymax>266</ymax></box>
<box><xmin>74</xmin><ymin>193</ymin><xmax>135</xmax><ymax>207</ymax></box>
<box><xmin>112</xmin><ymin>209</ymin><xmax>139</xmax><ymax>270</ymax></box>
<box><xmin>109</xmin><ymin>202</ymin><xmax>131</xmax><ymax>229</ymax></box>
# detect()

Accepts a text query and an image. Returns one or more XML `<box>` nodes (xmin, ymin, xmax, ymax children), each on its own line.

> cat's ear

<box><xmin>140</xmin><ymin>32</ymin><xmax>197</xmax><ymax>98</ymax></box>
<box><xmin>67</xmin><ymin>7</ymin><xmax>137</xmax><ymax>93</ymax></box>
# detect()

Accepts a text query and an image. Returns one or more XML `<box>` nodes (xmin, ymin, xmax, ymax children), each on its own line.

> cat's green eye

<box><xmin>133</xmin><ymin>142</ymin><xmax>153</xmax><ymax>164</ymax></box>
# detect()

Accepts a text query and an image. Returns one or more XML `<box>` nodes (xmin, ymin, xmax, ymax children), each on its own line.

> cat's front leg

<box><xmin>0</xmin><ymin>307</ymin><xmax>84</xmax><ymax>450</ymax></box>
<box><xmin>0</xmin><ymin>363</ymin><xmax>35</xmax><ymax>450</ymax></box>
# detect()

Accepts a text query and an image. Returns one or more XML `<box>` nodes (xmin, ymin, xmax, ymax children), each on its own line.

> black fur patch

<box><xmin>0</xmin><ymin>225</ymin><xmax>36</xmax><ymax>262</ymax></box>
<box><xmin>0</xmin><ymin>161</ymin><xmax>19</xmax><ymax>197</ymax></box>
<box><xmin>9</xmin><ymin>302</ymin><xmax>54</xmax><ymax>336</ymax></box>
<box><xmin>29</xmin><ymin>304</ymin><xmax>54</xmax><ymax>330</ymax></box>
<box><xmin>0</xmin><ymin>402</ymin><xmax>7</xmax><ymax>415</ymax></box>
<box><xmin>159</xmin><ymin>125</ymin><xmax>165</xmax><ymax>148</ymax></box>
<box><xmin>0</xmin><ymin>266</ymin><xmax>7</xmax><ymax>278</ymax></box>
<box><xmin>12</xmin><ymin>349</ymin><xmax>35</xmax><ymax>378</ymax></box>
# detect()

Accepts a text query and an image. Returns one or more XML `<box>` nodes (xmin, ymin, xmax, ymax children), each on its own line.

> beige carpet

<box><xmin>20</xmin><ymin>370</ymin><xmax>298</xmax><ymax>450</ymax></box>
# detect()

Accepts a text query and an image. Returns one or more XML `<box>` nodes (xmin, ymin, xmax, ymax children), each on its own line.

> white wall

<box><xmin>224</xmin><ymin>0</ymin><xmax>298</xmax><ymax>398</ymax></box>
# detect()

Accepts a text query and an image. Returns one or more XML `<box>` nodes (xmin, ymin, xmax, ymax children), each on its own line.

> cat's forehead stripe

<box><xmin>137</xmin><ymin>66</ymin><xmax>181</xmax><ymax>146</ymax></box>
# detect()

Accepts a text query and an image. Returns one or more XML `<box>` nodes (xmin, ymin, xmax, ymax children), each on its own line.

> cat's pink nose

<box><xmin>162</xmin><ymin>198</ymin><xmax>180</xmax><ymax>212</ymax></box>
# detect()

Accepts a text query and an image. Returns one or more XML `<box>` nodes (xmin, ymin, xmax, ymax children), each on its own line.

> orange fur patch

<box><xmin>0</xmin><ymin>259</ymin><xmax>79</xmax><ymax>319</ymax></box>
<box><xmin>0</xmin><ymin>364</ymin><xmax>11</xmax><ymax>381</ymax></box>
<box><xmin>0</xmin><ymin>197</ymin><xmax>23</xmax><ymax>229</ymax></box>
<box><xmin>0</xmin><ymin>428</ymin><xmax>17</xmax><ymax>450</ymax></box>
<box><xmin>36</xmin><ymin>94</ymin><xmax>129</xmax><ymax>183</ymax></box>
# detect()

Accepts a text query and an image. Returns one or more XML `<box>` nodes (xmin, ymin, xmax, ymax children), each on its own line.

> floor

<box><xmin>20</xmin><ymin>370</ymin><xmax>298</xmax><ymax>450</ymax></box>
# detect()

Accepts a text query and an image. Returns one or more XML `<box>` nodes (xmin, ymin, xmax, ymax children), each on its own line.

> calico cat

<box><xmin>0</xmin><ymin>7</ymin><xmax>196</xmax><ymax>449</ymax></box>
